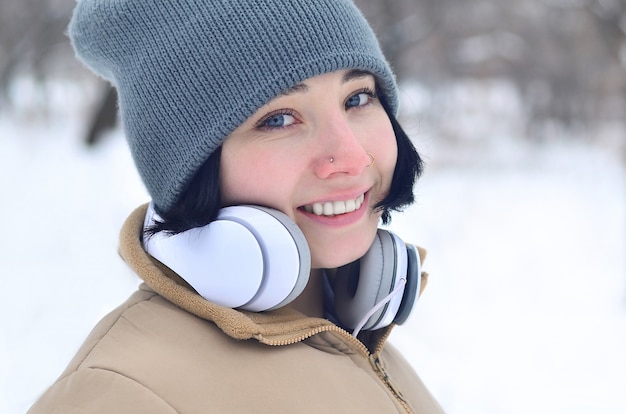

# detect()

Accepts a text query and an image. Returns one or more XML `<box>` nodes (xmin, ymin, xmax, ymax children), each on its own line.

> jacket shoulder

<box><xmin>53</xmin><ymin>288</ymin><xmax>160</xmax><ymax>380</ymax></box>
<box><xmin>27</xmin><ymin>367</ymin><xmax>177</xmax><ymax>414</ymax></box>
<box><xmin>28</xmin><ymin>288</ymin><xmax>179</xmax><ymax>413</ymax></box>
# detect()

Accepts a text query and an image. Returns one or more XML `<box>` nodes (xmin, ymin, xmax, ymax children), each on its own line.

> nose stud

<box><xmin>328</xmin><ymin>153</ymin><xmax>374</xmax><ymax>166</ymax></box>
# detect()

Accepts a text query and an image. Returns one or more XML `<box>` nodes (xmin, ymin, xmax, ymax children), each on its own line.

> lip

<box><xmin>298</xmin><ymin>190</ymin><xmax>371</xmax><ymax>226</ymax></box>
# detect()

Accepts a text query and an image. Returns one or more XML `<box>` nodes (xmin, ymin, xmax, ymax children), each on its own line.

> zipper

<box><xmin>259</xmin><ymin>324</ymin><xmax>412</xmax><ymax>413</ymax></box>
<box><xmin>257</xmin><ymin>324</ymin><xmax>370</xmax><ymax>356</ymax></box>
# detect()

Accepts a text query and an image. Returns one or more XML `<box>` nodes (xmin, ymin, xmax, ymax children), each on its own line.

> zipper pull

<box><xmin>369</xmin><ymin>354</ymin><xmax>409</xmax><ymax>406</ymax></box>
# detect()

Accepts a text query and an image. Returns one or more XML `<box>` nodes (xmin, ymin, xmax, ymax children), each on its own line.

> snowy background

<box><xmin>1</xmin><ymin>76</ymin><xmax>625</xmax><ymax>414</ymax></box>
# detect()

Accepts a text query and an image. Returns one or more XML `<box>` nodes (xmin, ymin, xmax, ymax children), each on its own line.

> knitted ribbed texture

<box><xmin>69</xmin><ymin>0</ymin><xmax>398</xmax><ymax>214</ymax></box>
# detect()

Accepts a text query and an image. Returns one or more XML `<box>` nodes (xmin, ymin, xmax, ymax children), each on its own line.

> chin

<box><xmin>304</xmin><ymin>208</ymin><xmax>382</xmax><ymax>269</ymax></box>
<box><xmin>312</xmin><ymin>253</ymin><xmax>361</xmax><ymax>270</ymax></box>
<box><xmin>309</xmin><ymin>232</ymin><xmax>377</xmax><ymax>270</ymax></box>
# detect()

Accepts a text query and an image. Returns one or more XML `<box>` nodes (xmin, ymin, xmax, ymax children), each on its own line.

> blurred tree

<box><xmin>356</xmin><ymin>0</ymin><xmax>626</xmax><ymax>129</ymax></box>
<box><xmin>0</xmin><ymin>0</ymin><xmax>75</xmax><ymax>104</ymax></box>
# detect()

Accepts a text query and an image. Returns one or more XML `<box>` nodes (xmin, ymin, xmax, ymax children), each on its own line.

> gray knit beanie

<box><xmin>69</xmin><ymin>0</ymin><xmax>398</xmax><ymax>214</ymax></box>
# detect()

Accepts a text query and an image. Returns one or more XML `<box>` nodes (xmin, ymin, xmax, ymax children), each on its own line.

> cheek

<box><xmin>220</xmin><ymin>144</ymin><xmax>260</xmax><ymax>205</ymax></box>
<box><xmin>220</xmin><ymin>144</ymin><xmax>298</xmax><ymax>208</ymax></box>
<box><xmin>368</xmin><ymin>117</ymin><xmax>398</xmax><ymax>182</ymax></box>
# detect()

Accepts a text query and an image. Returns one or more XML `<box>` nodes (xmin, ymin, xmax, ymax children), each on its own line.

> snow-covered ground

<box><xmin>1</xmin><ymin>79</ymin><xmax>625</xmax><ymax>414</ymax></box>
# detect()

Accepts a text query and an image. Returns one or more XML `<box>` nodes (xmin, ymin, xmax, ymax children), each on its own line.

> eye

<box><xmin>255</xmin><ymin>110</ymin><xmax>297</xmax><ymax>130</ymax></box>
<box><xmin>345</xmin><ymin>88</ymin><xmax>376</xmax><ymax>109</ymax></box>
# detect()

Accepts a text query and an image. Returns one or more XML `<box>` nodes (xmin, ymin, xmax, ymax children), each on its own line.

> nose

<box><xmin>313</xmin><ymin>112</ymin><xmax>371</xmax><ymax>178</ymax></box>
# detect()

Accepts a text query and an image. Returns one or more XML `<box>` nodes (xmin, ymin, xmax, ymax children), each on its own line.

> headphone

<box><xmin>143</xmin><ymin>203</ymin><xmax>421</xmax><ymax>333</ymax></box>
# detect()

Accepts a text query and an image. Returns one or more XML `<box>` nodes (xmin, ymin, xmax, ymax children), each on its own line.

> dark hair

<box><xmin>146</xmin><ymin>146</ymin><xmax>223</xmax><ymax>236</ymax></box>
<box><xmin>147</xmin><ymin>86</ymin><xmax>423</xmax><ymax>236</ymax></box>
<box><xmin>374</xmin><ymin>88</ymin><xmax>423</xmax><ymax>224</ymax></box>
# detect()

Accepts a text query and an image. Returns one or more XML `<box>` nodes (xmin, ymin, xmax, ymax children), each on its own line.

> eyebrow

<box><xmin>279</xmin><ymin>69</ymin><xmax>374</xmax><ymax>97</ymax></box>
<box><xmin>280</xmin><ymin>83</ymin><xmax>309</xmax><ymax>96</ymax></box>
<box><xmin>341</xmin><ymin>69</ymin><xmax>373</xmax><ymax>84</ymax></box>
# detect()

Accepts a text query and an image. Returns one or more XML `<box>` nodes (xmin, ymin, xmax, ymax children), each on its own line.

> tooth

<box><xmin>323</xmin><ymin>202</ymin><xmax>334</xmax><ymax>216</ymax></box>
<box><xmin>345</xmin><ymin>199</ymin><xmax>356</xmax><ymax>212</ymax></box>
<box><xmin>313</xmin><ymin>203</ymin><xmax>323</xmax><ymax>215</ymax></box>
<box><xmin>333</xmin><ymin>200</ymin><xmax>346</xmax><ymax>214</ymax></box>
<box><xmin>304</xmin><ymin>194</ymin><xmax>365</xmax><ymax>216</ymax></box>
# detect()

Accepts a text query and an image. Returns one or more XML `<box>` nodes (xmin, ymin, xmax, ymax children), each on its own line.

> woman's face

<box><xmin>220</xmin><ymin>69</ymin><xmax>397</xmax><ymax>269</ymax></box>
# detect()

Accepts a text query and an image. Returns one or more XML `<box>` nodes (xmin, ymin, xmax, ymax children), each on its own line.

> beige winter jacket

<box><xmin>28</xmin><ymin>205</ymin><xmax>445</xmax><ymax>414</ymax></box>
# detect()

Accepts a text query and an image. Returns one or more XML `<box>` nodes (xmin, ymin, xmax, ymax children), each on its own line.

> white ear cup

<box><xmin>334</xmin><ymin>229</ymin><xmax>411</xmax><ymax>331</ymax></box>
<box><xmin>369</xmin><ymin>230</ymin><xmax>408</xmax><ymax>329</ymax></box>
<box><xmin>143</xmin><ymin>204</ymin><xmax>310</xmax><ymax>311</ymax></box>
<box><xmin>218</xmin><ymin>206</ymin><xmax>310</xmax><ymax>311</ymax></box>
<box><xmin>143</xmin><ymin>204</ymin><xmax>265</xmax><ymax>308</ymax></box>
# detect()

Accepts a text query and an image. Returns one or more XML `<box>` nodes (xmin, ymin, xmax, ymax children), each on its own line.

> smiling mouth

<box><xmin>302</xmin><ymin>193</ymin><xmax>365</xmax><ymax>216</ymax></box>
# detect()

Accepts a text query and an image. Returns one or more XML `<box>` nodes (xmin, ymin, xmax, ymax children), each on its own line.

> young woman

<box><xmin>28</xmin><ymin>0</ymin><xmax>445</xmax><ymax>413</ymax></box>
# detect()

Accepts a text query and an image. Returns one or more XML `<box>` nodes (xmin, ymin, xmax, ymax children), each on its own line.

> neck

<box><xmin>286</xmin><ymin>268</ymin><xmax>325</xmax><ymax>318</ymax></box>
